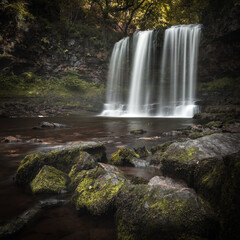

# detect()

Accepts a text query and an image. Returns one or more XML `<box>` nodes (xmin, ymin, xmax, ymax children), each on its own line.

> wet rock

<box><xmin>68</xmin><ymin>151</ymin><xmax>98</xmax><ymax>184</ymax></box>
<box><xmin>148</xmin><ymin>176</ymin><xmax>188</xmax><ymax>189</ymax></box>
<box><xmin>151</xmin><ymin>141</ymin><xmax>172</xmax><ymax>155</ymax></box>
<box><xmin>130</xmin><ymin>129</ymin><xmax>146</xmax><ymax>135</ymax></box>
<box><xmin>222</xmin><ymin>122</ymin><xmax>240</xmax><ymax>133</ymax></box>
<box><xmin>32</xmin><ymin>121</ymin><xmax>69</xmax><ymax>129</ymax></box>
<box><xmin>206</xmin><ymin>121</ymin><xmax>222</xmax><ymax>129</ymax></box>
<box><xmin>110</xmin><ymin>148</ymin><xmax>140</xmax><ymax>166</ymax></box>
<box><xmin>72</xmin><ymin>163</ymin><xmax>128</xmax><ymax>215</ymax></box>
<box><xmin>129</xmin><ymin>176</ymin><xmax>148</xmax><ymax>185</ymax></box>
<box><xmin>162</xmin><ymin>130</ymin><xmax>183</xmax><ymax>137</ymax></box>
<box><xmin>1</xmin><ymin>136</ymin><xmax>22</xmax><ymax>143</ymax></box>
<box><xmin>194</xmin><ymin>157</ymin><xmax>225</xmax><ymax>206</ymax></box>
<box><xmin>30</xmin><ymin>165</ymin><xmax>69</xmax><ymax>194</ymax></box>
<box><xmin>0</xmin><ymin>198</ymin><xmax>68</xmax><ymax>237</ymax></box>
<box><xmin>115</xmin><ymin>177</ymin><xmax>217</xmax><ymax>240</ymax></box>
<box><xmin>158</xmin><ymin>133</ymin><xmax>240</xmax><ymax>186</ymax></box>
<box><xmin>188</xmin><ymin>130</ymin><xmax>218</xmax><ymax>139</ymax></box>
<box><xmin>190</xmin><ymin>124</ymin><xmax>204</xmax><ymax>132</ymax></box>
<box><xmin>29</xmin><ymin>138</ymin><xmax>43</xmax><ymax>143</ymax></box>
<box><xmin>134</xmin><ymin>146</ymin><xmax>150</xmax><ymax>158</ymax></box>
<box><xmin>16</xmin><ymin>141</ymin><xmax>107</xmax><ymax>185</ymax></box>
<box><xmin>193</xmin><ymin>151</ymin><xmax>240</xmax><ymax>239</ymax></box>
<box><xmin>130</xmin><ymin>158</ymin><xmax>150</xmax><ymax>168</ymax></box>
<box><xmin>0</xmin><ymin>207</ymin><xmax>40</xmax><ymax>237</ymax></box>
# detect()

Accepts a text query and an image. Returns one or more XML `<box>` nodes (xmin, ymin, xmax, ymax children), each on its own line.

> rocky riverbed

<box><xmin>0</xmin><ymin>119</ymin><xmax>239</xmax><ymax>240</ymax></box>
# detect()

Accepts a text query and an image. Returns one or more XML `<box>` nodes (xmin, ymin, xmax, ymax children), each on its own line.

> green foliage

<box><xmin>0</xmin><ymin>0</ymin><xmax>34</xmax><ymax>29</ymax></box>
<box><xmin>0</xmin><ymin>72</ymin><xmax>105</xmax><ymax>100</ymax></box>
<box><xmin>198</xmin><ymin>77</ymin><xmax>240</xmax><ymax>97</ymax></box>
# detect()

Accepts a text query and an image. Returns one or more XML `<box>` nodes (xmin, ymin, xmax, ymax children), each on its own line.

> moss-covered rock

<box><xmin>129</xmin><ymin>176</ymin><xmax>148</xmax><ymax>185</ymax></box>
<box><xmin>68</xmin><ymin>151</ymin><xmax>97</xmax><ymax>181</ymax></box>
<box><xmin>0</xmin><ymin>198</ymin><xmax>67</xmax><ymax>238</ymax></box>
<box><xmin>150</xmin><ymin>141</ymin><xmax>172</xmax><ymax>155</ymax></box>
<box><xmin>206</xmin><ymin>121</ymin><xmax>222</xmax><ymax>129</ymax></box>
<box><xmin>134</xmin><ymin>146</ymin><xmax>150</xmax><ymax>158</ymax></box>
<box><xmin>72</xmin><ymin>163</ymin><xmax>128</xmax><ymax>215</ymax></box>
<box><xmin>220</xmin><ymin>152</ymin><xmax>240</xmax><ymax>240</ymax></box>
<box><xmin>110</xmin><ymin>148</ymin><xmax>140</xmax><ymax>166</ymax></box>
<box><xmin>194</xmin><ymin>158</ymin><xmax>225</xmax><ymax>206</ymax></box>
<box><xmin>153</xmin><ymin>133</ymin><xmax>240</xmax><ymax>186</ymax></box>
<box><xmin>16</xmin><ymin>141</ymin><xmax>106</xmax><ymax>185</ymax></box>
<box><xmin>30</xmin><ymin>165</ymin><xmax>69</xmax><ymax>194</ymax></box>
<box><xmin>188</xmin><ymin>130</ymin><xmax>218</xmax><ymax>139</ymax></box>
<box><xmin>115</xmin><ymin>177</ymin><xmax>217</xmax><ymax>240</ymax></box>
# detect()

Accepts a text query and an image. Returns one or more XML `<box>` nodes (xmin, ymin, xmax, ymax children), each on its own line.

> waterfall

<box><xmin>101</xmin><ymin>37</ymin><xmax>130</xmax><ymax>116</ymax></box>
<box><xmin>157</xmin><ymin>25</ymin><xmax>202</xmax><ymax>117</ymax></box>
<box><xmin>128</xmin><ymin>30</ymin><xmax>154</xmax><ymax>116</ymax></box>
<box><xmin>101</xmin><ymin>24</ymin><xmax>202</xmax><ymax>118</ymax></box>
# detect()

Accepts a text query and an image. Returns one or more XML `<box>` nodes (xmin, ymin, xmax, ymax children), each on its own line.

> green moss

<box><xmin>72</xmin><ymin>166</ymin><xmax>127</xmax><ymax>215</ymax></box>
<box><xmin>129</xmin><ymin>176</ymin><xmax>148</xmax><ymax>185</ymax></box>
<box><xmin>197</xmin><ymin>77</ymin><xmax>240</xmax><ymax>97</ymax></box>
<box><xmin>110</xmin><ymin>148</ymin><xmax>140</xmax><ymax>166</ymax></box>
<box><xmin>0</xmin><ymin>72</ymin><xmax>105</xmax><ymax>101</ymax></box>
<box><xmin>68</xmin><ymin>151</ymin><xmax>97</xmax><ymax>181</ymax></box>
<box><xmin>163</xmin><ymin>146</ymin><xmax>200</xmax><ymax>163</ymax></box>
<box><xmin>116</xmin><ymin>184</ymin><xmax>216</xmax><ymax>240</ymax></box>
<box><xmin>30</xmin><ymin>165</ymin><xmax>69</xmax><ymax>194</ymax></box>
<box><xmin>16</xmin><ymin>143</ymin><xmax>106</xmax><ymax>185</ymax></box>
<box><xmin>189</xmin><ymin>130</ymin><xmax>218</xmax><ymax>139</ymax></box>
<box><xmin>206</xmin><ymin>121</ymin><xmax>222</xmax><ymax>129</ymax></box>
<box><xmin>69</xmin><ymin>166</ymin><xmax>105</xmax><ymax>190</ymax></box>
<box><xmin>117</xmin><ymin>217</ymin><xmax>137</xmax><ymax>240</ymax></box>
<box><xmin>151</xmin><ymin>141</ymin><xmax>172</xmax><ymax>154</ymax></box>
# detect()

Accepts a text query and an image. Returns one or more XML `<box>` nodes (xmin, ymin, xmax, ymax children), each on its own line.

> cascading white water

<box><xmin>157</xmin><ymin>25</ymin><xmax>202</xmax><ymax>117</ymax></box>
<box><xmin>100</xmin><ymin>24</ymin><xmax>202</xmax><ymax>118</ymax></box>
<box><xmin>127</xmin><ymin>30</ymin><xmax>154</xmax><ymax>116</ymax></box>
<box><xmin>101</xmin><ymin>37</ymin><xmax>129</xmax><ymax>116</ymax></box>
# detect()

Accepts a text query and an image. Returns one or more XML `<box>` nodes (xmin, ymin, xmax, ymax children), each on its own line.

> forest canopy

<box><xmin>0</xmin><ymin>0</ymin><xmax>210</xmax><ymax>34</ymax></box>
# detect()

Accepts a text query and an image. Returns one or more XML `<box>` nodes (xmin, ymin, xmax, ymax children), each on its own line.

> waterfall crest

<box><xmin>101</xmin><ymin>24</ymin><xmax>202</xmax><ymax>118</ymax></box>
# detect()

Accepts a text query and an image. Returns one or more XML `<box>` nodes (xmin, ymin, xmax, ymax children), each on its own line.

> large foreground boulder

<box><xmin>152</xmin><ymin>133</ymin><xmax>240</xmax><ymax>186</ymax></box>
<box><xmin>115</xmin><ymin>176</ymin><xmax>217</xmax><ymax>240</ymax></box>
<box><xmin>72</xmin><ymin>163</ymin><xmax>128</xmax><ymax>216</ymax></box>
<box><xmin>16</xmin><ymin>141</ymin><xmax>107</xmax><ymax>185</ymax></box>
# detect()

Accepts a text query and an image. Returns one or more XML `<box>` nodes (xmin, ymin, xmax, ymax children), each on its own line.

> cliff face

<box><xmin>198</xmin><ymin>0</ymin><xmax>240</xmax><ymax>82</ymax></box>
<box><xmin>0</xmin><ymin>21</ymin><xmax>122</xmax><ymax>84</ymax></box>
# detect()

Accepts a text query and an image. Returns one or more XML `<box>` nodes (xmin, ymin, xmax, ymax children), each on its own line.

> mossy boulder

<box><xmin>152</xmin><ymin>133</ymin><xmax>240</xmax><ymax>186</ymax></box>
<box><xmin>72</xmin><ymin>163</ymin><xmax>128</xmax><ymax>215</ymax></box>
<box><xmin>16</xmin><ymin>142</ymin><xmax>106</xmax><ymax>185</ymax></box>
<box><xmin>110</xmin><ymin>148</ymin><xmax>140</xmax><ymax>166</ymax></box>
<box><xmin>115</xmin><ymin>176</ymin><xmax>217</xmax><ymax>240</ymax></box>
<box><xmin>30</xmin><ymin>165</ymin><xmax>69</xmax><ymax>194</ymax></box>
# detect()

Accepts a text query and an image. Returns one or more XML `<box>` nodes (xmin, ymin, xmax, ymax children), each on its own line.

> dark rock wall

<box><xmin>198</xmin><ymin>0</ymin><xmax>240</xmax><ymax>82</ymax></box>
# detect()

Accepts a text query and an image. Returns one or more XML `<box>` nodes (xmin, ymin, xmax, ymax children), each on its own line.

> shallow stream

<box><xmin>0</xmin><ymin>115</ymin><xmax>195</xmax><ymax>239</ymax></box>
